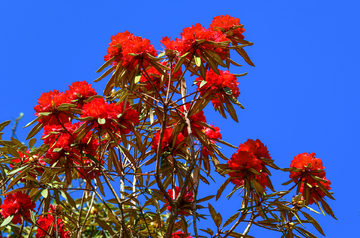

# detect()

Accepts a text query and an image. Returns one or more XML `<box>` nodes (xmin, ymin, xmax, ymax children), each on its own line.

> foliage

<box><xmin>0</xmin><ymin>15</ymin><xmax>336</xmax><ymax>238</ymax></box>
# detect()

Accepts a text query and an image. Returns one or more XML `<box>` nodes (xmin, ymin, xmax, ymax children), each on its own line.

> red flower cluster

<box><xmin>0</xmin><ymin>192</ymin><xmax>36</xmax><ymax>225</ymax></box>
<box><xmin>152</xmin><ymin>128</ymin><xmax>185</xmax><ymax>155</ymax></box>
<box><xmin>34</xmin><ymin>81</ymin><xmax>97</xmax><ymax>125</ymax></box>
<box><xmin>139</xmin><ymin>62</ymin><xmax>183</xmax><ymax>92</ymax></box>
<box><xmin>67</xmin><ymin>81</ymin><xmax>97</xmax><ymax>108</ymax></box>
<box><xmin>179</xmin><ymin>23</ymin><xmax>229</xmax><ymax>56</ymax></box>
<box><xmin>161</xmin><ymin>15</ymin><xmax>246</xmax><ymax>62</ymax></box>
<box><xmin>210</xmin><ymin>15</ymin><xmax>245</xmax><ymax>40</ymax></box>
<box><xmin>41</xmin><ymin>122</ymin><xmax>100</xmax><ymax>179</ymax></box>
<box><xmin>179</xmin><ymin>104</ymin><xmax>207</xmax><ymax>137</ymax></box>
<box><xmin>227</xmin><ymin>139</ymin><xmax>271</xmax><ymax>189</ymax></box>
<box><xmin>104</xmin><ymin>31</ymin><xmax>157</xmax><ymax>71</ymax></box>
<box><xmin>162</xmin><ymin>23</ymin><xmax>229</xmax><ymax>59</ymax></box>
<box><xmin>172</xmin><ymin>231</ymin><xmax>193</xmax><ymax>238</ymax></box>
<box><xmin>202</xmin><ymin>125</ymin><xmax>222</xmax><ymax>156</ymax></box>
<box><xmin>167</xmin><ymin>186</ymin><xmax>194</xmax><ymax>216</ymax></box>
<box><xmin>34</xmin><ymin>90</ymin><xmax>70</xmax><ymax>126</ymax></box>
<box><xmin>289</xmin><ymin>153</ymin><xmax>331</xmax><ymax>204</ymax></box>
<box><xmin>81</xmin><ymin>98</ymin><xmax>139</xmax><ymax>133</ymax></box>
<box><xmin>196</xmin><ymin>69</ymin><xmax>240</xmax><ymax>108</ymax></box>
<box><xmin>42</xmin><ymin>122</ymin><xmax>97</xmax><ymax>164</ymax></box>
<box><xmin>10</xmin><ymin>151</ymin><xmax>46</xmax><ymax>182</ymax></box>
<box><xmin>36</xmin><ymin>205</ymin><xmax>70</xmax><ymax>238</ymax></box>
<box><xmin>239</xmin><ymin>139</ymin><xmax>271</xmax><ymax>161</ymax></box>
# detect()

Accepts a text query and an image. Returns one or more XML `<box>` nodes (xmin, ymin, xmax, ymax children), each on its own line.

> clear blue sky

<box><xmin>0</xmin><ymin>1</ymin><xmax>359</xmax><ymax>237</ymax></box>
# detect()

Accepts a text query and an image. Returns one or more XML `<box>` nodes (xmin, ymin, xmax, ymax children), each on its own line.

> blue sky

<box><xmin>0</xmin><ymin>0</ymin><xmax>359</xmax><ymax>237</ymax></box>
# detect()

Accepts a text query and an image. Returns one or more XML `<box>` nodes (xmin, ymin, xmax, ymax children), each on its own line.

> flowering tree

<box><xmin>0</xmin><ymin>15</ymin><xmax>336</xmax><ymax>238</ymax></box>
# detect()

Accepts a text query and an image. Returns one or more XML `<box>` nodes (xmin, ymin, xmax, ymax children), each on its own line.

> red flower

<box><xmin>81</xmin><ymin>98</ymin><xmax>139</xmax><ymax>133</ymax></box>
<box><xmin>42</xmin><ymin>122</ymin><xmax>98</xmax><ymax>166</ymax></box>
<box><xmin>289</xmin><ymin>153</ymin><xmax>330</xmax><ymax>204</ymax></box>
<box><xmin>178</xmin><ymin>23</ymin><xmax>229</xmax><ymax>56</ymax></box>
<box><xmin>122</xmin><ymin>36</ymin><xmax>157</xmax><ymax>71</ymax></box>
<box><xmin>210</xmin><ymin>15</ymin><xmax>245</xmax><ymax>40</ymax></box>
<box><xmin>36</xmin><ymin>205</ymin><xmax>70</xmax><ymax>238</ymax></box>
<box><xmin>34</xmin><ymin>90</ymin><xmax>70</xmax><ymax>126</ymax></box>
<box><xmin>227</xmin><ymin>140</ymin><xmax>271</xmax><ymax>189</ymax></box>
<box><xmin>104</xmin><ymin>31</ymin><xmax>157</xmax><ymax>71</ymax></box>
<box><xmin>81</xmin><ymin>98</ymin><xmax>114</xmax><ymax>129</ymax></box>
<box><xmin>203</xmin><ymin>125</ymin><xmax>222</xmax><ymax>142</ymax></box>
<box><xmin>152</xmin><ymin>128</ymin><xmax>185</xmax><ymax>155</ymax></box>
<box><xmin>0</xmin><ymin>192</ymin><xmax>36</xmax><ymax>225</ymax></box>
<box><xmin>140</xmin><ymin>62</ymin><xmax>182</xmax><ymax>92</ymax></box>
<box><xmin>172</xmin><ymin>231</ymin><xmax>193</xmax><ymax>238</ymax></box>
<box><xmin>67</xmin><ymin>81</ymin><xmax>97</xmax><ymax>109</ymax></box>
<box><xmin>289</xmin><ymin>153</ymin><xmax>326</xmax><ymax>181</ymax></box>
<box><xmin>228</xmin><ymin>151</ymin><xmax>262</xmax><ymax>178</ymax></box>
<box><xmin>196</xmin><ymin>69</ymin><xmax>240</xmax><ymax>108</ymax></box>
<box><xmin>202</xmin><ymin>125</ymin><xmax>222</xmax><ymax>156</ymax></box>
<box><xmin>239</xmin><ymin>139</ymin><xmax>272</xmax><ymax>161</ymax></box>
<box><xmin>167</xmin><ymin>186</ymin><xmax>194</xmax><ymax>216</ymax></box>
<box><xmin>179</xmin><ymin>104</ymin><xmax>207</xmax><ymax>137</ymax></box>
<box><xmin>299</xmin><ymin>178</ymin><xmax>331</xmax><ymax>204</ymax></box>
<box><xmin>104</xmin><ymin>31</ymin><xmax>135</xmax><ymax>64</ymax></box>
<box><xmin>161</xmin><ymin>36</ymin><xmax>182</xmax><ymax>52</ymax></box>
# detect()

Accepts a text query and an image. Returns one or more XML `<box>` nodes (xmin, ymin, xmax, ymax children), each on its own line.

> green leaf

<box><xmin>7</xmin><ymin>165</ymin><xmax>27</xmax><ymax>176</ymax></box>
<box><xmin>173</xmin><ymin>56</ymin><xmax>185</xmax><ymax>74</ymax></box>
<box><xmin>94</xmin><ymin>65</ymin><xmax>116</xmax><ymax>82</ymax></box>
<box><xmin>96</xmin><ymin>56</ymin><xmax>115</xmax><ymax>73</ymax></box>
<box><xmin>98</xmin><ymin>118</ymin><xmax>106</xmax><ymax>125</ymax></box>
<box><xmin>199</xmin><ymin>80</ymin><xmax>207</xmax><ymax>89</ymax></box>
<box><xmin>216</xmin><ymin>177</ymin><xmax>231</xmax><ymax>201</ymax></box>
<box><xmin>197</xmin><ymin>195</ymin><xmax>215</xmax><ymax>203</ymax></box>
<box><xmin>26</xmin><ymin>122</ymin><xmax>44</xmax><ymax>140</ymax></box>
<box><xmin>0</xmin><ymin>120</ymin><xmax>11</xmax><ymax>132</ymax></box>
<box><xmin>223</xmin><ymin>212</ymin><xmax>240</xmax><ymax>228</ymax></box>
<box><xmin>304</xmin><ymin>205</ymin><xmax>321</xmax><ymax>214</ymax></box>
<box><xmin>0</xmin><ymin>214</ymin><xmax>14</xmax><ymax>227</ymax></box>
<box><xmin>135</xmin><ymin>74</ymin><xmax>142</xmax><ymax>84</ymax></box>
<box><xmin>41</xmin><ymin>189</ymin><xmax>49</xmax><ymax>198</ymax></box>
<box><xmin>238</xmin><ymin>205</ymin><xmax>256</xmax><ymax>212</ymax></box>
<box><xmin>29</xmin><ymin>138</ymin><xmax>37</xmax><ymax>149</ymax></box>
<box><xmin>30</xmin><ymin>211</ymin><xmax>36</xmax><ymax>224</ymax></box>
<box><xmin>223</xmin><ymin>87</ymin><xmax>232</xmax><ymax>95</ymax></box>
<box><xmin>194</xmin><ymin>55</ymin><xmax>201</xmax><ymax>67</ymax></box>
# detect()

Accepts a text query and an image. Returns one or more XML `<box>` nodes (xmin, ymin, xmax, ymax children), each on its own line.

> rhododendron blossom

<box><xmin>36</xmin><ymin>205</ymin><xmax>70</xmax><ymax>238</ymax></box>
<box><xmin>167</xmin><ymin>186</ymin><xmax>194</xmax><ymax>216</ymax></box>
<box><xmin>210</xmin><ymin>15</ymin><xmax>245</xmax><ymax>40</ymax></box>
<box><xmin>228</xmin><ymin>139</ymin><xmax>271</xmax><ymax>189</ymax></box>
<box><xmin>179</xmin><ymin>104</ymin><xmax>207</xmax><ymax>137</ymax></box>
<box><xmin>196</xmin><ymin>69</ymin><xmax>240</xmax><ymax>108</ymax></box>
<box><xmin>178</xmin><ymin>23</ymin><xmax>229</xmax><ymax>57</ymax></box>
<box><xmin>81</xmin><ymin>98</ymin><xmax>139</xmax><ymax>133</ymax></box>
<box><xmin>34</xmin><ymin>89</ymin><xmax>70</xmax><ymax>125</ymax></box>
<box><xmin>299</xmin><ymin>178</ymin><xmax>331</xmax><ymax>204</ymax></box>
<box><xmin>104</xmin><ymin>31</ymin><xmax>157</xmax><ymax>71</ymax></box>
<box><xmin>0</xmin><ymin>192</ymin><xmax>36</xmax><ymax>225</ymax></box>
<box><xmin>104</xmin><ymin>31</ymin><xmax>135</xmax><ymax>64</ymax></box>
<box><xmin>139</xmin><ymin>62</ymin><xmax>183</xmax><ymax>92</ymax></box>
<box><xmin>202</xmin><ymin>125</ymin><xmax>222</xmax><ymax>156</ymax></box>
<box><xmin>42</xmin><ymin>122</ymin><xmax>98</xmax><ymax>167</ymax></box>
<box><xmin>289</xmin><ymin>152</ymin><xmax>326</xmax><ymax>181</ymax></box>
<box><xmin>152</xmin><ymin>128</ymin><xmax>185</xmax><ymax>155</ymax></box>
<box><xmin>289</xmin><ymin>153</ymin><xmax>331</xmax><ymax>204</ymax></box>
<box><xmin>239</xmin><ymin>139</ymin><xmax>272</xmax><ymax>161</ymax></box>
<box><xmin>172</xmin><ymin>231</ymin><xmax>193</xmax><ymax>238</ymax></box>
<box><xmin>67</xmin><ymin>81</ymin><xmax>97</xmax><ymax>108</ymax></box>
